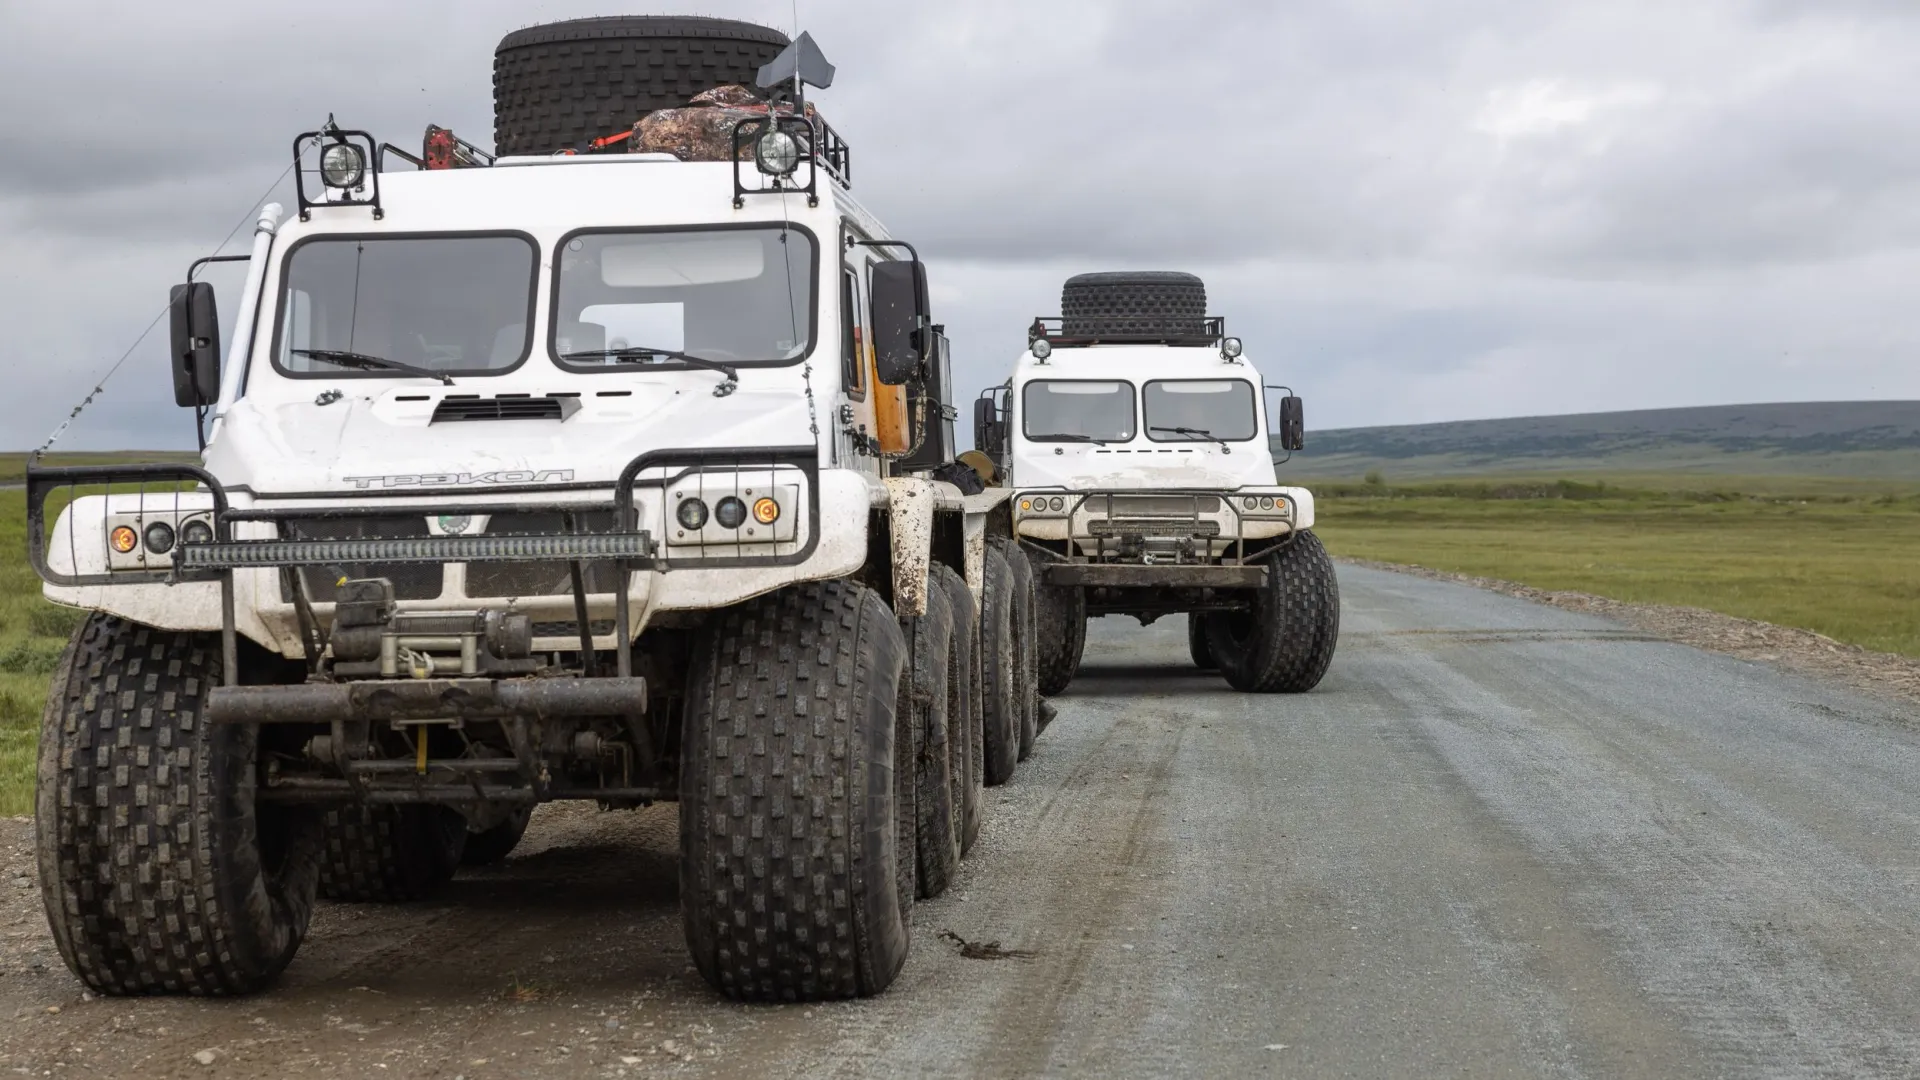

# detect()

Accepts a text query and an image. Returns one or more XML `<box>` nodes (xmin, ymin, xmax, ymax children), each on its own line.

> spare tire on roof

<box><xmin>1060</xmin><ymin>271</ymin><xmax>1208</xmax><ymax>339</ymax></box>
<box><xmin>493</xmin><ymin>16</ymin><xmax>790</xmax><ymax>157</ymax></box>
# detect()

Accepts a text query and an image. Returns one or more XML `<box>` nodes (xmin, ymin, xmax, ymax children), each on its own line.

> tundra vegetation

<box><xmin>1311</xmin><ymin>475</ymin><xmax>1920</xmax><ymax>660</ymax></box>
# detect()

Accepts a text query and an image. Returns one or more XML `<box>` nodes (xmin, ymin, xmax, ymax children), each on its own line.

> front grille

<box><xmin>430</xmin><ymin>396</ymin><xmax>579</xmax><ymax>423</ymax></box>
<box><xmin>1088</xmin><ymin>519</ymin><xmax>1222</xmax><ymax>538</ymax></box>
<box><xmin>279</xmin><ymin>517</ymin><xmax>442</xmax><ymax>601</ymax></box>
<box><xmin>466</xmin><ymin>511</ymin><xmax>624</xmax><ymax>598</ymax></box>
<box><xmin>1098</xmin><ymin>494</ymin><xmax>1222</xmax><ymax>516</ymax></box>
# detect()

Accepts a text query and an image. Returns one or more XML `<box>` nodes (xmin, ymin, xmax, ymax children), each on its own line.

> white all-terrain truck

<box><xmin>25</xmin><ymin>17</ymin><xmax>1046</xmax><ymax>1002</ymax></box>
<box><xmin>975</xmin><ymin>271</ymin><xmax>1340</xmax><ymax>694</ymax></box>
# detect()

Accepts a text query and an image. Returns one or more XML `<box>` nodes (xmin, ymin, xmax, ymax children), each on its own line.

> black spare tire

<box><xmin>494</xmin><ymin>16</ymin><xmax>791</xmax><ymax>157</ymax></box>
<box><xmin>1060</xmin><ymin>271</ymin><xmax>1208</xmax><ymax>339</ymax></box>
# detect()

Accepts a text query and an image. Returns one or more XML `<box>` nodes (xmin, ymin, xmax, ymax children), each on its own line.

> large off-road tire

<box><xmin>680</xmin><ymin>581</ymin><xmax>914</xmax><ymax>1001</ymax></box>
<box><xmin>979</xmin><ymin>547</ymin><xmax>1021</xmax><ymax>786</ymax></box>
<box><xmin>1031</xmin><ymin>565</ymin><xmax>1087</xmax><ymax>697</ymax></box>
<box><xmin>1188</xmin><ymin>612</ymin><xmax>1216</xmax><ymax>670</ymax></box>
<box><xmin>997</xmin><ymin>541</ymin><xmax>1042</xmax><ymax>761</ymax></box>
<box><xmin>317</xmin><ymin>805</ymin><xmax>467</xmax><ymax>902</ymax></box>
<box><xmin>36</xmin><ymin>615</ymin><xmax>322</xmax><ymax>996</ymax></box>
<box><xmin>1061</xmin><ymin>271</ymin><xmax>1208</xmax><ymax>338</ymax></box>
<box><xmin>901</xmin><ymin>580</ymin><xmax>960</xmax><ymax>900</ymax></box>
<box><xmin>461</xmin><ymin>806</ymin><xmax>535</xmax><ymax>867</ymax></box>
<box><xmin>493</xmin><ymin>16</ymin><xmax>791</xmax><ymax>156</ymax></box>
<box><xmin>932</xmin><ymin>563</ymin><xmax>984</xmax><ymax>856</ymax></box>
<box><xmin>1206</xmin><ymin>532</ymin><xmax>1341</xmax><ymax>693</ymax></box>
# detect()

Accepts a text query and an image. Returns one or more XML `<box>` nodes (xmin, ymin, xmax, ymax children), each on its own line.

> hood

<box><xmin>1010</xmin><ymin>442</ymin><xmax>1276</xmax><ymax>491</ymax></box>
<box><xmin>204</xmin><ymin>383</ymin><xmax>817</xmax><ymax>495</ymax></box>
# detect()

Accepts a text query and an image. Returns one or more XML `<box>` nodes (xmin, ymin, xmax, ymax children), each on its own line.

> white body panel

<box><xmin>41</xmin><ymin>156</ymin><xmax>1005</xmax><ymax>654</ymax></box>
<box><xmin>1005</xmin><ymin>344</ymin><xmax>1313</xmax><ymax>551</ymax></box>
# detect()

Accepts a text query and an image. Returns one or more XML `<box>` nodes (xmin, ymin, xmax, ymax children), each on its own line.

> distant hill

<box><xmin>1285</xmin><ymin>401</ymin><xmax>1920</xmax><ymax>482</ymax></box>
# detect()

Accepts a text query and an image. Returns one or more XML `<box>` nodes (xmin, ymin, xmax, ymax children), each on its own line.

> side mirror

<box><xmin>869</xmin><ymin>258</ymin><xmax>929</xmax><ymax>386</ymax></box>
<box><xmin>973</xmin><ymin>396</ymin><xmax>1006</xmax><ymax>457</ymax></box>
<box><xmin>169</xmin><ymin>282</ymin><xmax>221</xmax><ymax>407</ymax></box>
<box><xmin>1278</xmin><ymin>395</ymin><xmax>1305</xmax><ymax>452</ymax></box>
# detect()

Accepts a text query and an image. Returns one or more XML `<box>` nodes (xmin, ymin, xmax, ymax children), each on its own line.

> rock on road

<box><xmin>1</xmin><ymin>564</ymin><xmax>1917</xmax><ymax>1078</ymax></box>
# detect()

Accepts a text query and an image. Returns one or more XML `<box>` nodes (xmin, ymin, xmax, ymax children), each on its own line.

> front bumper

<box><xmin>1012</xmin><ymin>486</ymin><xmax>1312</xmax><ymax>562</ymax></box>
<box><xmin>1040</xmin><ymin>563</ymin><xmax>1267</xmax><ymax>588</ymax></box>
<box><xmin>28</xmin><ymin>447</ymin><xmax>869</xmax><ymax>658</ymax></box>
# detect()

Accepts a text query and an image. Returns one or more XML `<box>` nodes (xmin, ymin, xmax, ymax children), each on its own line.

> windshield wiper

<box><xmin>561</xmin><ymin>346</ymin><xmax>739</xmax><ymax>397</ymax></box>
<box><xmin>1149</xmin><ymin>425</ymin><xmax>1232</xmax><ymax>453</ymax></box>
<box><xmin>1033</xmin><ymin>432</ymin><xmax>1111</xmax><ymax>446</ymax></box>
<box><xmin>290</xmin><ymin>348</ymin><xmax>454</xmax><ymax>386</ymax></box>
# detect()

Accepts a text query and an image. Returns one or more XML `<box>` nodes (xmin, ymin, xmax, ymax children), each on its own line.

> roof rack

<box><xmin>1027</xmin><ymin>316</ymin><xmax>1227</xmax><ymax>349</ymax></box>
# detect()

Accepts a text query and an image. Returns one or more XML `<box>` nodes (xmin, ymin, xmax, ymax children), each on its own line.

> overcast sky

<box><xmin>3</xmin><ymin>0</ymin><xmax>1918</xmax><ymax>451</ymax></box>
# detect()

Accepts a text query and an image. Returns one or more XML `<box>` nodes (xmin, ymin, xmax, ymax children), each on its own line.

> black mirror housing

<box><xmin>1279</xmin><ymin>395</ymin><xmax>1305</xmax><ymax>452</ymax></box>
<box><xmin>973</xmin><ymin>396</ymin><xmax>1006</xmax><ymax>458</ymax></box>
<box><xmin>869</xmin><ymin>258</ymin><xmax>929</xmax><ymax>386</ymax></box>
<box><xmin>169</xmin><ymin>282</ymin><xmax>221</xmax><ymax>407</ymax></box>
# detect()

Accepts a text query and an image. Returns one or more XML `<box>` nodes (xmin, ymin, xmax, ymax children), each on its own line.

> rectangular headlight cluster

<box><xmin>1237</xmin><ymin>495</ymin><xmax>1293</xmax><ymax>517</ymax></box>
<box><xmin>105</xmin><ymin>509</ymin><xmax>215</xmax><ymax>572</ymax></box>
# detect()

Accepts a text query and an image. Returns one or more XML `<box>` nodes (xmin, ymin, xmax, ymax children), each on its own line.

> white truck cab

<box><xmin>23</xmin><ymin>18</ymin><xmax>1044</xmax><ymax>1005</ymax></box>
<box><xmin>978</xmin><ymin>271</ymin><xmax>1341</xmax><ymax>695</ymax></box>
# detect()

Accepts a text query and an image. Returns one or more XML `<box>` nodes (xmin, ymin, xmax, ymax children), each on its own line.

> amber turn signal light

<box><xmin>752</xmin><ymin>497</ymin><xmax>780</xmax><ymax>525</ymax></box>
<box><xmin>110</xmin><ymin>526</ymin><xmax>139</xmax><ymax>554</ymax></box>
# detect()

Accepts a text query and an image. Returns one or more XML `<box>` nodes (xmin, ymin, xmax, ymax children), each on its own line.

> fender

<box><xmin>883</xmin><ymin>476</ymin><xmax>933</xmax><ymax>617</ymax></box>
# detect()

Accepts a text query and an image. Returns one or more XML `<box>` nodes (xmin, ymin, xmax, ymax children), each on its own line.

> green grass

<box><xmin>1313</xmin><ymin>480</ymin><xmax>1920</xmax><ymax>659</ymax></box>
<box><xmin>0</xmin><ymin>450</ymin><xmax>199</xmax><ymax>485</ymax></box>
<box><xmin>0</xmin><ymin>490</ymin><xmax>79</xmax><ymax>815</ymax></box>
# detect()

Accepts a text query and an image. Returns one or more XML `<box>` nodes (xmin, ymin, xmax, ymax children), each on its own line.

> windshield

<box><xmin>553</xmin><ymin>227</ymin><xmax>814</xmax><ymax>370</ymax></box>
<box><xmin>274</xmin><ymin>235</ymin><xmax>536</xmax><ymax>377</ymax></box>
<box><xmin>1144</xmin><ymin>379</ymin><xmax>1258</xmax><ymax>441</ymax></box>
<box><xmin>1022</xmin><ymin>380</ymin><xmax>1136</xmax><ymax>442</ymax></box>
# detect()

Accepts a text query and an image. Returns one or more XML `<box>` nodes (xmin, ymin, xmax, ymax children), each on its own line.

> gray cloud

<box><xmin>3</xmin><ymin>0</ymin><xmax>1918</xmax><ymax>452</ymax></box>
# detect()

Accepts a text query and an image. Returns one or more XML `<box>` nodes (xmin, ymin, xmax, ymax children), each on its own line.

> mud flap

<box><xmin>884</xmin><ymin>477</ymin><xmax>934</xmax><ymax>617</ymax></box>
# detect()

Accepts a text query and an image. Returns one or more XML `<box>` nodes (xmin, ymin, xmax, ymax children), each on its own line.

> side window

<box><xmin>840</xmin><ymin>266</ymin><xmax>867</xmax><ymax>400</ymax></box>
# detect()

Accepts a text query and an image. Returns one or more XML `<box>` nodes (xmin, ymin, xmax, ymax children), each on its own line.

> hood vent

<box><xmin>430</xmin><ymin>395</ymin><xmax>581</xmax><ymax>424</ymax></box>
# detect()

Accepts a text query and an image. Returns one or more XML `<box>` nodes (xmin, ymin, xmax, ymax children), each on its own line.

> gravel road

<box><xmin>2</xmin><ymin>563</ymin><xmax>1918</xmax><ymax>1078</ymax></box>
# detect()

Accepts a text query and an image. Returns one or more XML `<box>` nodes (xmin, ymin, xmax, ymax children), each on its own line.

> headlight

<box><xmin>755</xmin><ymin>128</ymin><xmax>800</xmax><ymax>177</ymax></box>
<box><xmin>143</xmin><ymin>521</ymin><xmax>176</xmax><ymax>555</ymax></box>
<box><xmin>181</xmin><ymin>519</ymin><xmax>214</xmax><ymax>546</ymax></box>
<box><xmin>321</xmin><ymin>143</ymin><xmax>366</xmax><ymax>189</ymax></box>
<box><xmin>676</xmin><ymin>498</ymin><xmax>709</xmax><ymax>531</ymax></box>
<box><xmin>1050</xmin><ymin>497</ymin><xmax>1065</xmax><ymax>511</ymax></box>
<box><xmin>714</xmin><ymin>496</ymin><xmax>748</xmax><ymax>530</ymax></box>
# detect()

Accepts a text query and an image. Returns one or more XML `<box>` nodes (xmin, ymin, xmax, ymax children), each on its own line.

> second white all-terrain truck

<box><xmin>25</xmin><ymin>17</ymin><xmax>1046</xmax><ymax>1003</ymax></box>
<box><xmin>976</xmin><ymin>271</ymin><xmax>1340</xmax><ymax>694</ymax></box>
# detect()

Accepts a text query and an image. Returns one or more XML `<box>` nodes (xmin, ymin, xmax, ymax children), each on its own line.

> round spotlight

<box><xmin>1031</xmin><ymin>339</ymin><xmax>1052</xmax><ymax>360</ymax></box>
<box><xmin>1049</xmin><ymin>496</ymin><xmax>1065</xmax><ymax>511</ymax></box>
<box><xmin>143</xmin><ymin>521</ymin><xmax>176</xmax><ymax>555</ymax></box>
<box><xmin>110</xmin><ymin>526</ymin><xmax>138</xmax><ymax>554</ymax></box>
<box><xmin>180</xmin><ymin>519</ymin><xmax>214</xmax><ymax>546</ymax></box>
<box><xmin>714</xmin><ymin>496</ymin><xmax>748</xmax><ymax>530</ymax></box>
<box><xmin>1221</xmin><ymin>337</ymin><xmax>1244</xmax><ymax>359</ymax></box>
<box><xmin>752</xmin><ymin>497</ymin><xmax>780</xmax><ymax>525</ymax></box>
<box><xmin>320</xmin><ymin>143</ymin><xmax>366</xmax><ymax>189</ymax></box>
<box><xmin>676</xmin><ymin>498</ymin><xmax>709</xmax><ymax>531</ymax></box>
<box><xmin>755</xmin><ymin>128</ymin><xmax>800</xmax><ymax>177</ymax></box>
